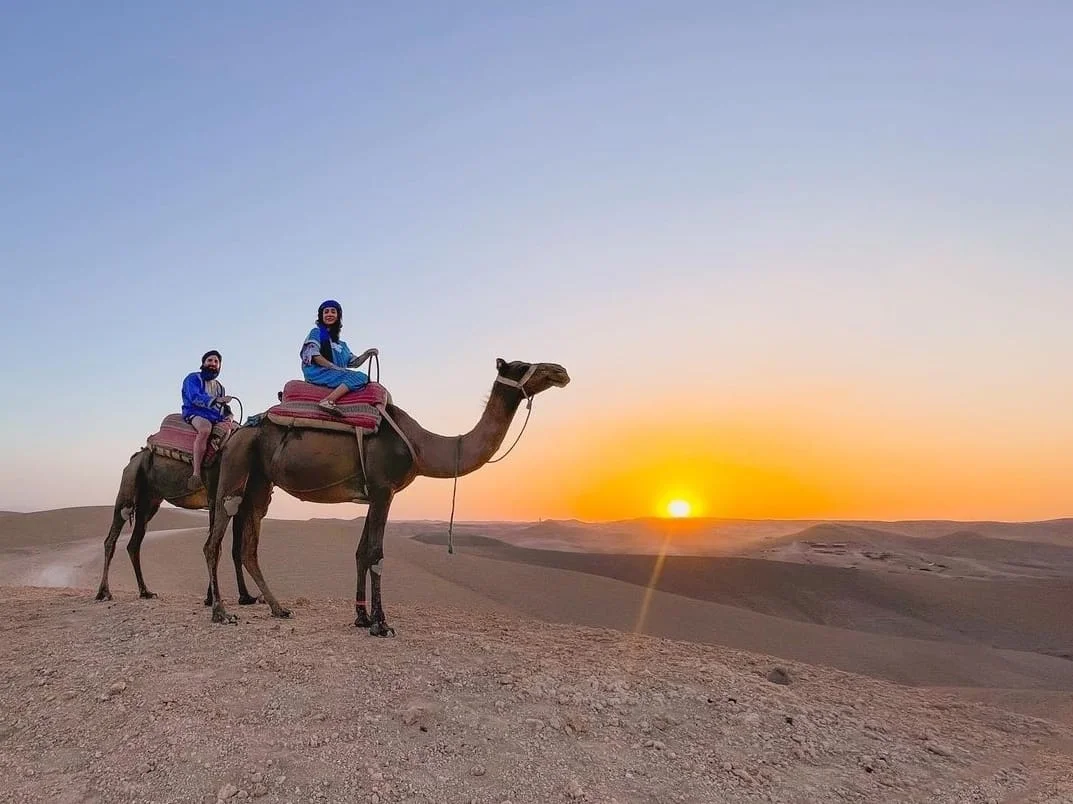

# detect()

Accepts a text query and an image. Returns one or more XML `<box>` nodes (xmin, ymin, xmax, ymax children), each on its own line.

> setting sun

<box><xmin>667</xmin><ymin>499</ymin><xmax>692</xmax><ymax>518</ymax></box>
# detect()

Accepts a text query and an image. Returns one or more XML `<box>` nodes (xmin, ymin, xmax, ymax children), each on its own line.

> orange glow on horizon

<box><xmin>379</xmin><ymin>392</ymin><xmax>1073</xmax><ymax>523</ymax></box>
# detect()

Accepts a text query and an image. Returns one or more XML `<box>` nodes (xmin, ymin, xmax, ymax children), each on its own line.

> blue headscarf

<box><xmin>317</xmin><ymin>300</ymin><xmax>342</xmax><ymax>361</ymax></box>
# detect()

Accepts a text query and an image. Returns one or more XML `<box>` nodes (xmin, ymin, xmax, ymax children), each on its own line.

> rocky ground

<box><xmin>1</xmin><ymin>587</ymin><xmax>1073</xmax><ymax>803</ymax></box>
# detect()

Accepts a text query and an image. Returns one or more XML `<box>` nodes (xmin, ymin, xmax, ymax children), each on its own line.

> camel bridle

<box><xmin>445</xmin><ymin>364</ymin><xmax>540</xmax><ymax>554</ymax></box>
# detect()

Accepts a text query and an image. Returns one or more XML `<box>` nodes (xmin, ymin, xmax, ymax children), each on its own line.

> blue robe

<box><xmin>181</xmin><ymin>372</ymin><xmax>229</xmax><ymax>423</ymax></box>
<box><xmin>300</xmin><ymin>327</ymin><xmax>369</xmax><ymax>391</ymax></box>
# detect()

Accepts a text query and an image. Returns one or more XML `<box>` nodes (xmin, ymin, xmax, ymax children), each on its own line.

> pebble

<box><xmin>766</xmin><ymin>668</ymin><xmax>792</xmax><ymax>686</ymax></box>
<box><xmin>925</xmin><ymin>742</ymin><xmax>955</xmax><ymax>758</ymax></box>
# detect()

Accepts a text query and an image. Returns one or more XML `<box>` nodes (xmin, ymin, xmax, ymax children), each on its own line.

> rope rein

<box><xmin>447</xmin><ymin>437</ymin><xmax>461</xmax><ymax>554</ymax></box>
<box><xmin>445</xmin><ymin>367</ymin><xmax>537</xmax><ymax>554</ymax></box>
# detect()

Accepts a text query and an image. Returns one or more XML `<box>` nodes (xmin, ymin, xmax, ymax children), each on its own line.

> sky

<box><xmin>1</xmin><ymin>2</ymin><xmax>1071</xmax><ymax>522</ymax></box>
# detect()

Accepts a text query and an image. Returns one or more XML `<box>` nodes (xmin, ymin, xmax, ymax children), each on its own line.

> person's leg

<box><xmin>317</xmin><ymin>372</ymin><xmax>368</xmax><ymax>414</ymax></box>
<box><xmin>189</xmin><ymin>416</ymin><xmax>213</xmax><ymax>488</ymax></box>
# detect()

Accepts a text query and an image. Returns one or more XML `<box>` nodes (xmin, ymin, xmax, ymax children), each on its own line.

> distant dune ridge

<box><xmin>3</xmin><ymin>506</ymin><xmax>1073</xmax><ymax>800</ymax></box>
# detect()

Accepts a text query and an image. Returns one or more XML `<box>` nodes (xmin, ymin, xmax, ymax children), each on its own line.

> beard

<box><xmin>200</xmin><ymin>366</ymin><xmax>219</xmax><ymax>380</ymax></box>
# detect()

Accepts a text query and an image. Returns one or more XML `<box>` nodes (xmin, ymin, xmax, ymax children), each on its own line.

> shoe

<box><xmin>317</xmin><ymin>399</ymin><xmax>344</xmax><ymax>416</ymax></box>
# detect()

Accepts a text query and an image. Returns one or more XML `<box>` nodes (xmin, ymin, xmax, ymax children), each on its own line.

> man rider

<box><xmin>181</xmin><ymin>350</ymin><xmax>233</xmax><ymax>489</ymax></box>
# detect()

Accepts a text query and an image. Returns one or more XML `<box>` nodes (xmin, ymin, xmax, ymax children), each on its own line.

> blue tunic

<box><xmin>300</xmin><ymin>327</ymin><xmax>369</xmax><ymax>391</ymax></box>
<box><xmin>181</xmin><ymin>372</ymin><xmax>229</xmax><ymax>423</ymax></box>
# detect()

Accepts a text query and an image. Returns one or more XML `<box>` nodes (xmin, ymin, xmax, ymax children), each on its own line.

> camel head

<box><xmin>495</xmin><ymin>358</ymin><xmax>570</xmax><ymax>399</ymax></box>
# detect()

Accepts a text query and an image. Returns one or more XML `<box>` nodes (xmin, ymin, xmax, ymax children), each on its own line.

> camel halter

<box><xmin>446</xmin><ymin>366</ymin><xmax>538</xmax><ymax>554</ymax></box>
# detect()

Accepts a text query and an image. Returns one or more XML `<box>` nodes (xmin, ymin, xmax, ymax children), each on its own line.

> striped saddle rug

<box><xmin>146</xmin><ymin>415</ymin><xmax>237</xmax><ymax>466</ymax></box>
<box><xmin>266</xmin><ymin>380</ymin><xmax>390</xmax><ymax>434</ymax></box>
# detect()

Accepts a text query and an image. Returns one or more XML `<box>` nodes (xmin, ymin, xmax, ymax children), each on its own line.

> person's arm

<box><xmin>301</xmin><ymin>333</ymin><xmax>338</xmax><ymax>368</ymax></box>
<box><xmin>347</xmin><ymin>347</ymin><xmax>378</xmax><ymax>367</ymax></box>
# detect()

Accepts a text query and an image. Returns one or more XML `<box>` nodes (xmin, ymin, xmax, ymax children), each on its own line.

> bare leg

<box><xmin>353</xmin><ymin>517</ymin><xmax>373</xmax><ymax>628</ymax></box>
<box><xmin>189</xmin><ymin>416</ymin><xmax>213</xmax><ymax>489</ymax></box>
<box><xmin>358</xmin><ymin>489</ymin><xmax>395</xmax><ymax>637</ymax></box>
<box><xmin>319</xmin><ymin>374</ymin><xmax>368</xmax><ymax>413</ymax></box>
<box><xmin>237</xmin><ymin>478</ymin><xmax>290</xmax><ymax>618</ymax></box>
<box><xmin>127</xmin><ymin>497</ymin><xmax>162</xmax><ymax>598</ymax></box>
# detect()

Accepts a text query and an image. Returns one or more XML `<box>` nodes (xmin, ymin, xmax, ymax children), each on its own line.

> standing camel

<box><xmin>96</xmin><ymin>447</ymin><xmax>259</xmax><ymax>605</ymax></box>
<box><xmin>203</xmin><ymin>358</ymin><xmax>569</xmax><ymax>633</ymax></box>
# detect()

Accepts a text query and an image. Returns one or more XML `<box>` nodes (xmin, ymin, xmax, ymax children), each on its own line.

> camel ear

<box><xmin>496</xmin><ymin>357</ymin><xmax>507</xmax><ymax>373</ymax></box>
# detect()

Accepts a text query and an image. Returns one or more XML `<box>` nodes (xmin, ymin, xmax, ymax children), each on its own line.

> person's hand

<box><xmin>217</xmin><ymin>395</ymin><xmax>233</xmax><ymax>404</ymax></box>
<box><xmin>366</xmin><ymin>348</ymin><xmax>379</xmax><ymax>358</ymax></box>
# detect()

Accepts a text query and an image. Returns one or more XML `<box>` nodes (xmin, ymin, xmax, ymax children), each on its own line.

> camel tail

<box><xmin>116</xmin><ymin>449</ymin><xmax>150</xmax><ymax>526</ymax></box>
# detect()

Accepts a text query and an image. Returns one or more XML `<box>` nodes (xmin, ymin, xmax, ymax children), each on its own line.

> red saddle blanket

<box><xmin>146</xmin><ymin>414</ymin><xmax>236</xmax><ymax>465</ymax></box>
<box><xmin>266</xmin><ymin>380</ymin><xmax>390</xmax><ymax>431</ymax></box>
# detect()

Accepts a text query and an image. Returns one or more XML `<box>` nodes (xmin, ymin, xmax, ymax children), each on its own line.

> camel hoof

<box><xmin>94</xmin><ymin>590</ymin><xmax>112</xmax><ymax>602</ymax></box>
<box><xmin>139</xmin><ymin>591</ymin><xmax>158</xmax><ymax>600</ymax></box>
<box><xmin>354</xmin><ymin>610</ymin><xmax>373</xmax><ymax>629</ymax></box>
<box><xmin>211</xmin><ymin>605</ymin><xmax>238</xmax><ymax>625</ymax></box>
<box><xmin>238</xmin><ymin>594</ymin><xmax>258</xmax><ymax>606</ymax></box>
<box><xmin>271</xmin><ymin>607</ymin><xmax>292</xmax><ymax>619</ymax></box>
<box><xmin>369</xmin><ymin>621</ymin><xmax>396</xmax><ymax>638</ymax></box>
<box><xmin>203</xmin><ymin>597</ymin><xmax>212</xmax><ymax>607</ymax></box>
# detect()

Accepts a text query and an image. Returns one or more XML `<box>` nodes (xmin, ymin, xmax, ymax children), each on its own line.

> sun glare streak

<box><xmin>633</xmin><ymin>533</ymin><xmax>671</xmax><ymax>635</ymax></box>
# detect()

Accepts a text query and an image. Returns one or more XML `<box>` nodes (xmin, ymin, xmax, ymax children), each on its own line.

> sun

<box><xmin>667</xmin><ymin>499</ymin><xmax>692</xmax><ymax>518</ymax></box>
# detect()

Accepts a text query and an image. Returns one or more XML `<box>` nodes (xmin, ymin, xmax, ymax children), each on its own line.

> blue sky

<box><xmin>2</xmin><ymin>2</ymin><xmax>1071</xmax><ymax>520</ymax></box>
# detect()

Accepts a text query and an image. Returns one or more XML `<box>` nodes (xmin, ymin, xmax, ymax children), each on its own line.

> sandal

<box><xmin>317</xmin><ymin>399</ymin><xmax>344</xmax><ymax>416</ymax></box>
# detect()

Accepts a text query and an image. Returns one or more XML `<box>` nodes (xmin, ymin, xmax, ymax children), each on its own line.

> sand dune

<box><xmin>430</xmin><ymin>515</ymin><xmax>1073</xmax><ymax>557</ymax></box>
<box><xmin>0</xmin><ymin>506</ymin><xmax>206</xmax><ymax>550</ymax></box>
<box><xmin>4</xmin><ymin>508</ymin><xmax>1073</xmax><ymax>691</ymax></box>
<box><xmin>413</xmin><ymin>532</ymin><xmax>1073</xmax><ymax>657</ymax></box>
<box><xmin>5</xmin><ymin>506</ymin><xmax>1073</xmax><ymax>799</ymax></box>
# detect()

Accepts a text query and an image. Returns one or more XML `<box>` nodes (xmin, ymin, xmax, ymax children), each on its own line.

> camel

<box><xmin>203</xmin><ymin>358</ymin><xmax>570</xmax><ymax>634</ymax></box>
<box><xmin>95</xmin><ymin>447</ymin><xmax>259</xmax><ymax>606</ymax></box>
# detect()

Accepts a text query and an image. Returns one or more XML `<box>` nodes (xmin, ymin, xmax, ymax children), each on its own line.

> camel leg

<box><xmin>203</xmin><ymin>482</ymin><xmax>238</xmax><ymax>624</ymax></box>
<box><xmin>96</xmin><ymin>454</ymin><xmax>142</xmax><ymax>601</ymax></box>
<box><xmin>204</xmin><ymin>436</ymin><xmax>254</xmax><ymax>624</ymax></box>
<box><xmin>95</xmin><ymin>506</ymin><xmax>128</xmax><ymax>601</ymax></box>
<box><xmin>203</xmin><ymin>504</ymin><xmax>235</xmax><ymax>624</ymax></box>
<box><xmin>353</xmin><ymin>517</ymin><xmax>373</xmax><ymax>628</ymax></box>
<box><xmin>204</xmin><ymin>503</ymin><xmax>216</xmax><ymax>606</ymax></box>
<box><xmin>200</xmin><ymin>468</ymin><xmax>260</xmax><ymax>606</ymax></box>
<box><xmin>359</xmin><ymin>489</ymin><xmax>395</xmax><ymax>637</ymax></box>
<box><xmin>237</xmin><ymin>478</ymin><xmax>290</xmax><ymax>618</ymax></box>
<box><xmin>127</xmin><ymin>496</ymin><xmax>162</xmax><ymax>599</ymax></box>
<box><xmin>233</xmin><ymin>512</ymin><xmax>261</xmax><ymax>605</ymax></box>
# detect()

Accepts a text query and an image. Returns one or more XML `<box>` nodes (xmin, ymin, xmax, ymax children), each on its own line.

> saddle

<box><xmin>146</xmin><ymin>414</ymin><xmax>237</xmax><ymax>467</ymax></box>
<box><xmin>265</xmin><ymin>380</ymin><xmax>391</xmax><ymax>434</ymax></box>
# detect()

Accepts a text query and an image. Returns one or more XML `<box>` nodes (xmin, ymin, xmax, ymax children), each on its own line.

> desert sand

<box><xmin>3</xmin><ymin>507</ymin><xmax>1073</xmax><ymax>802</ymax></box>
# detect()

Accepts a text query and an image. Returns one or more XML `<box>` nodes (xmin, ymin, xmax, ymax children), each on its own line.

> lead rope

<box><xmin>447</xmin><ymin>436</ymin><xmax>461</xmax><ymax>554</ymax></box>
<box><xmin>445</xmin><ymin>376</ymin><xmax>535</xmax><ymax>554</ymax></box>
<box><xmin>488</xmin><ymin>396</ymin><xmax>533</xmax><ymax>464</ymax></box>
